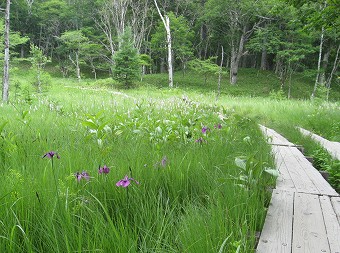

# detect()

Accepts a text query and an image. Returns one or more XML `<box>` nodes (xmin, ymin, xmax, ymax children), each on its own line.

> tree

<box><xmin>130</xmin><ymin>0</ymin><xmax>152</xmax><ymax>53</ymax></box>
<box><xmin>2</xmin><ymin>0</ymin><xmax>10</xmax><ymax>102</ymax></box>
<box><xmin>112</xmin><ymin>27</ymin><xmax>140</xmax><ymax>88</ymax></box>
<box><xmin>94</xmin><ymin>0</ymin><xmax>130</xmax><ymax>67</ymax></box>
<box><xmin>29</xmin><ymin>43</ymin><xmax>49</xmax><ymax>92</ymax></box>
<box><xmin>188</xmin><ymin>57</ymin><xmax>219</xmax><ymax>85</ymax></box>
<box><xmin>286</xmin><ymin>0</ymin><xmax>340</xmax><ymax>99</ymax></box>
<box><xmin>33</xmin><ymin>0</ymin><xmax>69</xmax><ymax>57</ymax></box>
<box><xmin>205</xmin><ymin>0</ymin><xmax>267</xmax><ymax>85</ymax></box>
<box><xmin>153</xmin><ymin>0</ymin><xmax>173</xmax><ymax>88</ymax></box>
<box><xmin>58</xmin><ymin>30</ymin><xmax>89</xmax><ymax>82</ymax></box>
<box><xmin>151</xmin><ymin>12</ymin><xmax>194</xmax><ymax>75</ymax></box>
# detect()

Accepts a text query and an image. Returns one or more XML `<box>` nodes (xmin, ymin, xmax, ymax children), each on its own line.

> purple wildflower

<box><xmin>161</xmin><ymin>156</ymin><xmax>168</xmax><ymax>167</ymax></box>
<box><xmin>75</xmin><ymin>171</ymin><xmax>90</xmax><ymax>182</ymax></box>
<box><xmin>42</xmin><ymin>151</ymin><xmax>60</xmax><ymax>159</ymax></box>
<box><xmin>98</xmin><ymin>165</ymin><xmax>110</xmax><ymax>174</ymax></box>
<box><xmin>202</xmin><ymin>126</ymin><xmax>210</xmax><ymax>134</ymax></box>
<box><xmin>116</xmin><ymin>175</ymin><xmax>140</xmax><ymax>188</ymax></box>
<box><xmin>214</xmin><ymin>123</ymin><xmax>222</xmax><ymax>129</ymax></box>
<box><xmin>195</xmin><ymin>137</ymin><xmax>206</xmax><ymax>144</ymax></box>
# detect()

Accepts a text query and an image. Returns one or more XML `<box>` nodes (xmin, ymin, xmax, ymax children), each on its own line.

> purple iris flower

<box><xmin>98</xmin><ymin>165</ymin><xmax>110</xmax><ymax>174</ymax></box>
<box><xmin>42</xmin><ymin>151</ymin><xmax>60</xmax><ymax>159</ymax></box>
<box><xmin>75</xmin><ymin>171</ymin><xmax>90</xmax><ymax>182</ymax></box>
<box><xmin>202</xmin><ymin>126</ymin><xmax>210</xmax><ymax>134</ymax></box>
<box><xmin>195</xmin><ymin>137</ymin><xmax>205</xmax><ymax>144</ymax></box>
<box><xmin>116</xmin><ymin>175</ymin><xmax>139</xmax><ymax>187</ymax></box>
<box><xmin>161</xmin><ymin>156</ymin><xmax>167</xmax><ymax>167</ymax></box>
<box><xmin>214</xmin><ymin>123</ymin><xmax>222</xmax><ymax>129</ymax></box>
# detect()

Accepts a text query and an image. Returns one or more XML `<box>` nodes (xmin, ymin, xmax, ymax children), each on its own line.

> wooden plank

<box><xmin>257</xmin><ymin>190</ymin><xmax>294</xmax><ymax>253</ymax></box>
<box><xmin>328</xmin><ymin>142</ymin><xmax>340</xmax><ymax>160</ymax></box>
<box><xmin>278</xmin><ymin>147</ymin><xmax>320</xmax><ymax>195</ymax></box>
<box><xmin>298</xmin><ymin>127</ymin><xmax>340</xmax><ymax>160</ymax></box>
<box><xmin>289</xmin><ymin>147</ymin><xmax>339</xmax><ymax>197</ymax></box>
<box><xmin>260</xmin><ymin>125</ymin><xmax>295</xmax><ymax>146</ymax></box>
<box><xmin>292</xmin><ymin>193</ymin><xmax>330</xmax><ymax>253</ymax></box>
<box><xmin>331</xmin><ymin>197</ymin><xmax>340</xmax><ymax>223</ymax></box>
<box><xmin>272</xmin><ymin>145</ymin><xmax>296</xmax><ymax>191</ymax></box>
<box><xmin>319</xmin><ymin>196</ymin><xmax>340</xmax><ymax>253</ymax></box>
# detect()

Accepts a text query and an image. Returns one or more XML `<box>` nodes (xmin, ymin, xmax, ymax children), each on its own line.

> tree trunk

<box><xmin>326</xmin><ymin>44</ymin><xmax>340</xmax><ymax>100</ymax></box>
<box><xmin>230</xmin><ymin>31</ymin><xmax>246</xmax><ymax>85</ymax></box>
<box><xmin>311</xmin><ymin>27</ymin><xmax>324</xmax><ymax>99</ymax></box>
<box><xmin>261</xmin><ymin>47</ymin><xmax>268</xmax><ymax>70</ymax></box>
<box><xmin>130</xmin><ymin>0</ymin><xmax>150</xmax><ymax>52</ymax></box>
<box><xmin>200</xmin><ymin>23</ymin><xmax>207</xmax><ymax>59</ymax></box>
<box><xmin>216</xmin><ymin>46</ymin><xmax>224</xmax><ymax>100</ymax></box>
<box><xmin>2</xmin><ymin>0</ymin><xmax>11</xmax><ymax>102</ymax></box>
<box><xmin>154</xmin><ymin>0</ymin><xmax>173</xmax><ymax>88</ymax></box>
<box><xmin>76</xmin><ymin>53</ymin><xmax>81</xmax><ymax>82</ymax></box>
<box><xmin>230</xmin><ymin>47</ymin><xmax>238</xmax><ymax>85</ymax></box>
<box><xmin>319</xmin><ymin>46</ymin><xmax>330</xmax><ymax>84</ymax></box>
<box><xmin>165</xmin><ymin>15</ymin><xmax>173</xmax><ymax>88</ymax></box>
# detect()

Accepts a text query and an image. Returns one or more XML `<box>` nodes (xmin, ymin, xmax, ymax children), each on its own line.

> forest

<box><xmin>1</xmin><ymin>0</ymin><xmax>340</xmax><ymax>100</ymax></box>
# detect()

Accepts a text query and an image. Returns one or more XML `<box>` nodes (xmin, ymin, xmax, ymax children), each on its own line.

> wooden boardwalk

<box><xmin>257</xmin><ymin>126</ymin><xmax>340</xmax><ymax>253</ymax></box>
<box><xmin>298</xmin><ymin>127</ymin><xmax>340</xmax><ymax>161</ymax></box>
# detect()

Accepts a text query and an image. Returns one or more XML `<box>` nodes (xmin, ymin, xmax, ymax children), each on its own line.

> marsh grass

<box><xmin>2</xmin><ymin>68</ymin><xmax>340</xmax><ymax>252</ymax></box>
<box><xmin>0</xmin><ymin>84</ymin><xmax>276</xmax><ymax>252</ymax></box>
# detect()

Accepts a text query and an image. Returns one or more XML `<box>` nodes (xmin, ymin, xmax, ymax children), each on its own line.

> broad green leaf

<box><xmin>264</xmin><ymin>168</ymin><xmax>279</xmax><ymax>177</ymax></box>
<box><xmin>235</xmin><ymin>157</ymin><xmax>247</xmax><ymax>170</ymax></box>
<box><xmin>82</xmin><ymin>119</ymin><xmax>98</xmax><ymax>130</ymax></box>
<box><xmin>0</xmin><ymin>120</ymin><xmax>8</xmax><ymax>133</ymax></box>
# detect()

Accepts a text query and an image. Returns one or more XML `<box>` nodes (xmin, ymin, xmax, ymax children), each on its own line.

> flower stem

<box><xmin>51</xmin><ymin>157</ymin><xmax>59</xmax><ymax>195</ymax></box>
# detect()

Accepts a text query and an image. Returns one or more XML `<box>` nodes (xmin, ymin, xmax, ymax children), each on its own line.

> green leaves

<box><xmin>235</xmin><ymin>157</ymin><xmax>247</xmax><ymax>171</ymax></box>
<box><xmin>151</xmin><ymin>12</ymin><xmax>194</xmax><ymax>67</ymax></box>
<box><xmin>264</xmin><ymin>168</ymin><xmax>280</xmax><ymax>177</ymax></box>
<box><xmin>82</xmin><ymin>111</ymin><xmax>112</xmax><ymax>148</ymax></box>
<box><xmin>187</xmin><ymin>58</ymin><xmax>221</xmax><ymax>85</ymax></box>
<box><xmin>112</xmin><ymin>27</ymin><xmax>140</xmax><ymax>88</ymax></box>
<box><xmin>234</xmin><ymin>155</ymin><xmax>278</xmax><ymax>190</ymax></box>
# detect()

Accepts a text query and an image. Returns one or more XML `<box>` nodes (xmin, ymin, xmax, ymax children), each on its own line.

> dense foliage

<box><xmin>0</xmin><ymin>0</ymin><xmax>339</xmax><ymax>91</ymax></box>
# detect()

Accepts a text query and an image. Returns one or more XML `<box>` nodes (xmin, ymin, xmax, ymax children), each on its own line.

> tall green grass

<box><xmin>2</xmin><ymin>66</ymin><xmax>340</xmax><ymax>252</ymax></box>
<box><xmin>0</xmin><ymin>85</ymin><xmax>274</xmax><ymax>252</ymax></box>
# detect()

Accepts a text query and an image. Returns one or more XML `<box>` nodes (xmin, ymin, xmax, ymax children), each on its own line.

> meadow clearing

<box><xmin>1</xmin><ymin>71</ymin><xmax>340</xmax><ymax>252</ymax></box>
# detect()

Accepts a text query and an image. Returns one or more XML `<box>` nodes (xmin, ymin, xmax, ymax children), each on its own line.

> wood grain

<box><xmin>292</xmin><ymin>193</ymin><xmax>330</xmax><ymax>253</ymax></box>
<box><xmin>319</xmin><ymin>196</ymin><xmax>340</xmax><ymax>253</ymax></box>
<box><xmin>257</xmin><ymin>190</ymin><xmax>294</xmax><ymax>253</ymax></box>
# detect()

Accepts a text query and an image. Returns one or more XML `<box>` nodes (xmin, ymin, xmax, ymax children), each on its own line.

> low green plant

<box><xmin>312</xmin><ymin>148</ymin><xmax>340</xmax><ymax>192</ymax></box>
<box><xmin>269</xmin><ymin>88</ymin><xmax>286</xmax><ymax>100</ymax></box>
<box><xmin>311</xmin><ymin>148</ymin><xmax>332</xmax><ymax>171</ymax></box>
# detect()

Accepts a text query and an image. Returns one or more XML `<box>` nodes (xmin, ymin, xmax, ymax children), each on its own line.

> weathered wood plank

<box><xmin>289</xmin><ymin>147</ymin><xmax>339</xmax><ymax>197</ymax></box>
<box><xmin>257</xmin><ymin>190</ymin><xmax>294</xmax><ymax>253</ymax></box>
<box><xmin>277</xmin><ymin>147</ymin><xmax>320</xmax><ymax>195</ymax></box>
<box><xmin>298</xmin><ymin>127</ymin><xmax>340</xmax><ymax>160</ymax></box>
<box><xmin>259</xmin><ymin>126</ymin><xmax>340</xmax><ymax>253</ymax></box>
<box><xmin>331</xmin><ymin>197</ymin><xmax>340</xmax><ymax>224</ymax></box>
<box><xmin>260</xmin><ymin>125</ymin><xmax>295</xmax><ymax>146</ymax></box>
<box><xmin>272</xmin><ymin>145</ymin><xmax>296</xmax><ymax>191</ymax></box>
<box><xmin>292</xmin><ymin>193</ymin><xmax>330</xmax><ymax>253</ymax></box>
<box><xmin>319</xmin><ymin>196</ymin><xmax>340</xmax><ymax>253</ymax></box>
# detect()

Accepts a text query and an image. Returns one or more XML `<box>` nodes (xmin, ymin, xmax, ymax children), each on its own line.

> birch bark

<box><xmin>2</xmin><ymin>0</ymin><xmax>10</xmax><ymax>102</ymax></box>
<box><xmin>153</xmin><ymin>0</ymin><xmax>173</xmax><ymax>88</ymax></box>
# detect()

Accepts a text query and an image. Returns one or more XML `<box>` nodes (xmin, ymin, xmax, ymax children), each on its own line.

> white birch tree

<box><xmin>2</xmin><ymin>0</ymin><xmax>10</xmax><ymax>102</ymax></box>
<box><xmin>153</xmin><ymin>0</ymin><xmax>173</xmax><ymax>88</ymax></box>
